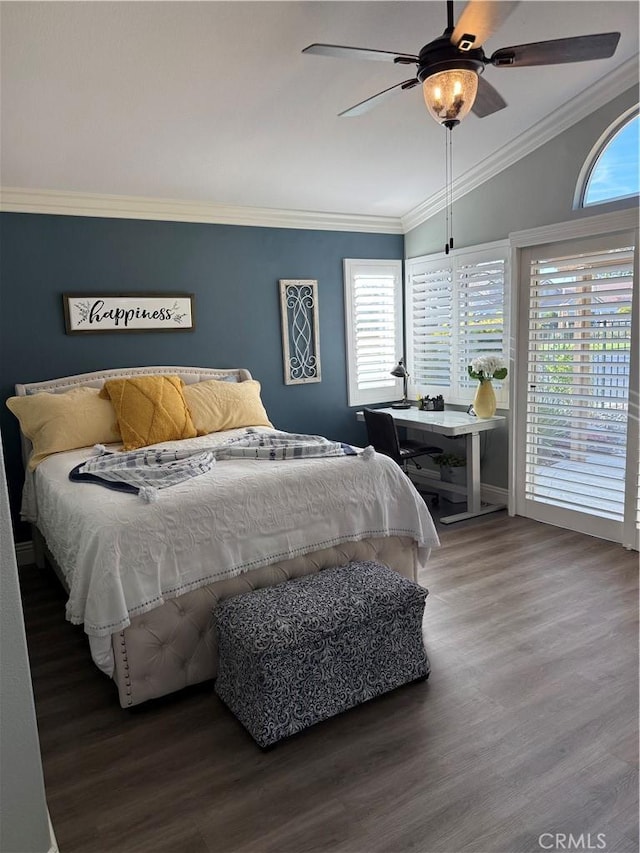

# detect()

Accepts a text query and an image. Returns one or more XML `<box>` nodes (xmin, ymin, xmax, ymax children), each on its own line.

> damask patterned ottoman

<box><xmin>214</xmin><ymin>560</ymin><xmax>430</xmax><ymax>747</ymax></box>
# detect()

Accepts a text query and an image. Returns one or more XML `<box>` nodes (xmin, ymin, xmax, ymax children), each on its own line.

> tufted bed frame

<box><xmin>16</xmin><ymin>366</ymin><xmax>421</xmax><ymax>708</ymax></box>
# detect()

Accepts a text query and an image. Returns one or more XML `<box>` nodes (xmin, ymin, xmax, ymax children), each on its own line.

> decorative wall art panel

<box><xmin>279</xmin><ymin>280</ymin><xmax>321</xmax><ymax>385</ymax></box>
<box><xmin>63</xmin><ymin>293</ymin><xmax>195</xmax><ymax>334</ymax></box>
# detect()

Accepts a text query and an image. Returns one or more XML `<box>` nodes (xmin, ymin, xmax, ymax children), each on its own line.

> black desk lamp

<box><xmin>390</xmin><ymin>359</ymin><xmax>412</xmax><ymax>409</ymax></box>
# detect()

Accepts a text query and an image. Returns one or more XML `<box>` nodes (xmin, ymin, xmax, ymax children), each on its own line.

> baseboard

<box><xmin>477</xmin><ymin>482</ymin><xmax>509</xmax><ymax>507</ymax></box>
<box><xmin>411</xmin><ymin>470</ymin><xmax>509</xmax><ymax>507</ymax></box>
<box><xmin>15</xmin><ymin>540</ymin><xmax>34</xmax><ymax>567</ymax></box>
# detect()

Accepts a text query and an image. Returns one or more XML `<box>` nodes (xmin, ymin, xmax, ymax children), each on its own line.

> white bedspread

<box><xmin>28</xmin><ymin>428</ymin><xmax>440</xmax><ymax>643</ymax></box>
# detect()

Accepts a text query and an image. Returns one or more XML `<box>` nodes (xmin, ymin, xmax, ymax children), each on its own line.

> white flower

<box><xmin>468</xmin><ymin>355</ymin><xmax>508</xmax><ymax>382</ymax></box>
<box><xmin>471</xmin><ymin>355</ymin><xmax>502</xmax><ymax>375</ymax></box>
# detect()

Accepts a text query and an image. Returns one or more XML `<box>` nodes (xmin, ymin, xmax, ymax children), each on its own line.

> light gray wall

<box><xmin>0</xmin><ymin>431</ymin><xmax>51</xmax><ymax>853</ymax></box>
<box><xmin>405</xmin><ymin>84</ymin><xmax>639</xmax><ymax>489</ymax></box>
<box><xmin>405</xmin><ymin>85</ymin><xmax>639</xmax><ymax>258</ymax></box>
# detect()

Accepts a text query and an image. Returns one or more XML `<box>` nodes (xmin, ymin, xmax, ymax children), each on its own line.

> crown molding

<box><xmin>0</xmin><ymin>188</ymin><xmax>404</xmax><ymax>235</ymax></box>
<box><xmin>509</xmin><ymin>206</ymin><xmax>639</xmax><ymax>247</ymax></box>
<box><xmin>401</xmin><ymin>55</ymin><xmax>640</xmax><ymax>233</ymax></box>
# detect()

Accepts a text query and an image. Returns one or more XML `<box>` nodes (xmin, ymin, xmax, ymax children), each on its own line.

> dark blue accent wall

<box><xmin>0</xmin><ymin>212</ymin><xmax>403</xmax><ymax>538</ymax></box>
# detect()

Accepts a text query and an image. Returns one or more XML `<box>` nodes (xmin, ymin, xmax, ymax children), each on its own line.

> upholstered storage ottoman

<box><xmin>214</xmin><ymin>560</ymin><xmax>430</xmax><ymax>747</ymax></box>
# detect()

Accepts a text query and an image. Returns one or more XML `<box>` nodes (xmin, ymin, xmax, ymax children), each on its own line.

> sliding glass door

<box><xmin>515</xmin><ymin>230</ymin><xmax>638</xmax><ymax>547</ymax></box>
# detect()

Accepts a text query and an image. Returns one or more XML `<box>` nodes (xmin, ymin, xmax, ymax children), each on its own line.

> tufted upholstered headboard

<box><xmin>14</xmin><ymin>365</ymin><xmax>253</xmax><ymax>467</ymax></box>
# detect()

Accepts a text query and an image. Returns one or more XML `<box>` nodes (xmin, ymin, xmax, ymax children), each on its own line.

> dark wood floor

<box><xmin>20</xmin><ymin>509</ymin><xmax>639</xmax><ymax>853</ymax></box>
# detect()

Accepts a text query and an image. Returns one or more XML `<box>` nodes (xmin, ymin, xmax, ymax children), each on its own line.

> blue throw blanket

<box><xmin>69</xmin><ymin>429</ymin><xmax>370</xmax><ymax>502</ymax></box>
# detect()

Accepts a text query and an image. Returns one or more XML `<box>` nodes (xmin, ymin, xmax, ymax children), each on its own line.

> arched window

<box><xmin>577</xmin><ymin>108</ymin><xmax>639</xmax><ymax>208</ymax></box>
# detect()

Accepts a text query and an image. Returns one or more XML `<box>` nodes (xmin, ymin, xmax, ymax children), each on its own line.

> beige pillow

<box><xmin>183</xmin><ymin>379</ymin><xmax>273</xmax><ymax>435</ymax></box>
<box><xmin>99</xmin><ymin>375</ymin><xmax>197</xmax><ymax>451</ymax></box>
<box><xmin>6</xmin><ymin>387</ymin><xmax>122</xmax><ymax>470</ymax></box>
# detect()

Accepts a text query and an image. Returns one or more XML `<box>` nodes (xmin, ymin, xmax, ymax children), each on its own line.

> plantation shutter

<box><xmin>344</xmin><ymin>259</ymin><xmax>403</xmax><ymax>407</ymax></box>
<box><xmin>406</xmin><ymin>241</ymin><xmax>509</xmax><ymax>405</ymax></box>
<box><xmin>457</xmin><ymin>255</ymin><xmax>507</xmax><ymax>403</ymax></box>
<box><xmin>524</xmin><ymin>244</ymin><xmax>634</xmax><ymax>523</ymax></box>
<box><xmin>406</xmin><ymin>260</ymin><xmax>453</xmax><ymax>391</ymax></box>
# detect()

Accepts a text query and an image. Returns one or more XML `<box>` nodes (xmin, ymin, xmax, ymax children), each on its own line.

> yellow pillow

<box><xmin>99</xmin><ymin>375</ymin><xmax>197</xmax><ymax>451</ymax></box>
<box><xmin>6</xmin><ymin>387</ymin><xmax>122</xmax><ymax>470</ymax></box>
<box><xmin>183</xmin><ymin>379</ymin><xmax>273</xmax><ymax>435</ymax></box>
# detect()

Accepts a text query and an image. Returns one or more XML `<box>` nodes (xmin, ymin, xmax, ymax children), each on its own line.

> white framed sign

<box><xmin>63</xmin><ymin>293</ymin><xmax>195</xmax><ymax>334</ymax></box>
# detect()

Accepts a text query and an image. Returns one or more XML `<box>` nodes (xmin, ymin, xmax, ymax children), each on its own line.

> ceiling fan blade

<box><xmin>451</xmin><ymin>1</ymin><xmax>519</xmax><ymax>51</ymax></box>
<box><xmin>302</xmin><ymin>43</ymin><xmax>418</xmax><ymax>64</ymax></box>
<box><xmin>490</xmin><ymin>32</ymin><xmax>621</xmax><ymax>67</ymax></box>
<box><xmin>338</xmin><ymin>79</ymin><xmax>419</xmax><ymax>117</ymax></box>
<box><xmin>472</xmin><ymin>75</ymin><xmax>507</xmax><ymax>118</ymax></box>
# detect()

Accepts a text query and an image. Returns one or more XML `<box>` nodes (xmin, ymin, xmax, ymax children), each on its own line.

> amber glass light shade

<box><xmin>422</xmin><ymin>69</ymin><xmax>479</xmax><ymax>125</ymax></box>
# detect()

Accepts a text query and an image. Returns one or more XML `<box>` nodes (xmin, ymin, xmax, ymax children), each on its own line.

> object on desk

<box><xmin>390</xmin><ymin>359</ymin><xmax>412</xmax><ymax>410</ymax></box>
<box><xmin>473</xmin><ymin>379</ymin><xmax>497</xmax><ymax>418</ymax></box>
<box><xmin>468</xmin><ymin>355</ymin><xmax>507</xmax><ymax>419</ymax></box>
<box><xmin>419</xmin><ymin>395</ymin><xmax>444</xmax><ymax>412</ymax></box>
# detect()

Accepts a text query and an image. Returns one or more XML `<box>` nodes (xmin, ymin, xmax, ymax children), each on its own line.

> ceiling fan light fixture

<box><xmin>422</xmin><ymin>68</ymin><xmax>478</xmax><ymax>126</ymax></box>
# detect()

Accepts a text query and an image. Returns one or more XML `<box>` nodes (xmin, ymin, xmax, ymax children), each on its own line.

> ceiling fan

<box><xmin>301</xmin><ymin>0</ymin><xmax>621</xmax><ymax>127</ymax></box>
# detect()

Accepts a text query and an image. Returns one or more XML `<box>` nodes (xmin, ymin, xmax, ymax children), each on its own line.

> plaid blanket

<box><xmin>70</xmin><ymin>429</ymin><xmax>368</xmax><ymax>502</ymax></box>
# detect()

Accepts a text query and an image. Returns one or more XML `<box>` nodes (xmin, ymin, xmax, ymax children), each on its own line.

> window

<box><xmin>405</xmin><ymin>241</ymin><xmax>510</xmax><ymax>407</ymax></box>
<box><xmin>578</xmin><ymin>109</ymin><xmax>639</xmax><ymax>208</ymax></box>
<box><xmin>343</xmin><ymin>259</ymin><xmax>403</xmax><ymax>407</ymax></box>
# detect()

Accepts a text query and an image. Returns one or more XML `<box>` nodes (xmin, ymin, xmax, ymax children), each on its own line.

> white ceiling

<box><xmin>1</xmin><ymin>1</ymin><xmax>638</xmax><ymax>225</ymax></box>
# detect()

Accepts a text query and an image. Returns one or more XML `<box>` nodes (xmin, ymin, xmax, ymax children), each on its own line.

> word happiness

<box><xmin>83</xmin><ymin>300</ymin><xmax>179</xmax><ymax>327</ymax></box>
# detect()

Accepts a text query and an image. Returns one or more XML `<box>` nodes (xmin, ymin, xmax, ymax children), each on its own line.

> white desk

<box><xmin>356</xmin><ymin>407</ymin><xmax>506</xmax><ymax>525</ymax></box>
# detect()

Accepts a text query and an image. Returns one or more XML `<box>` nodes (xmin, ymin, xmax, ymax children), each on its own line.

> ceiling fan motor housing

<box><xmin>415</xmin><ymin>35</ymin><xmax>486</xmax><ymax>83</ymax></box>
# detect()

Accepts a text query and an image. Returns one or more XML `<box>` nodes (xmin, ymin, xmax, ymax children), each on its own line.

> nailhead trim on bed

<box><xmin>117</xmin><ymin>634</ymin><xmax>133</xmax><ymax>705</ymax></box>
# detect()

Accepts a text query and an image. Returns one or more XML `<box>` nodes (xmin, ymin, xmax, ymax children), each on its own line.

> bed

<box><xmin>11</xmin><ymin>365</ymin><xmax>440</xmax><ymax>707</ymax></box>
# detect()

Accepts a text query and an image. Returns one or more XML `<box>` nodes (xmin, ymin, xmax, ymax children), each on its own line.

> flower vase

<box><xmin>473</xmin><ymin>379</ymin><xmax>496</xmax><ymax>418</ymax></box>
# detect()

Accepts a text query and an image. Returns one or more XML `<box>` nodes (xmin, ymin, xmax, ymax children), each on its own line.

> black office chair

<box><xmin>362</xmin><ymin>408</ymin><xmax>442</xmax><ymax>505</ymax></box>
